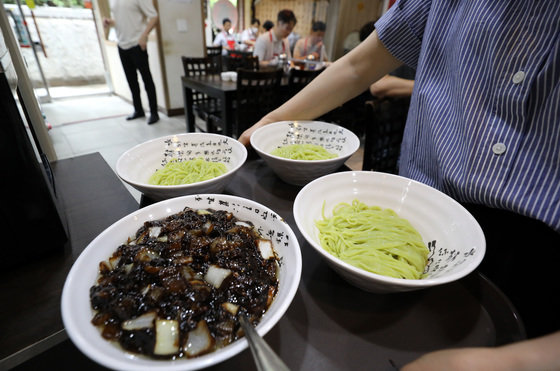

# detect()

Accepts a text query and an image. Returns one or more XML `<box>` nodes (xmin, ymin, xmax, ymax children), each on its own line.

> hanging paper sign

<box><xmin>26</xmin><ymin>0</ymin><xmax>36</xmax><ymax>9</ymax></box>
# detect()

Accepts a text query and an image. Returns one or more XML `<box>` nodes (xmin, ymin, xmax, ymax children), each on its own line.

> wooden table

<box><xmin>9</xmin><ymin>157</ymin><xmax>527</xmax><ymax>370</ymax></box>
<box><xmin>182</xmin><ymin>74</ymin><xmax>237</xmax><ymax>136</ymax></box>
<box><xmin>0</xmin><ymin>153</ymin><xmax>139</xmax><ymax>370</ymax></box>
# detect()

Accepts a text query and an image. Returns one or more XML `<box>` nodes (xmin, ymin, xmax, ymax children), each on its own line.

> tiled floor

<box><xmin>43</xmin><ymin>93</ymin><xmax>363</xmax><ymax>202</ymax></box>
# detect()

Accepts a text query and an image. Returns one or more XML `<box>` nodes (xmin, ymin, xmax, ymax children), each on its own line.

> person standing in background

<box><xmin>241</xmin><ymin>18</ymin><xmax>260</xmax><ymax>50</ymax></box>
<box><xmin>213</xmin><ymin>18</ymin><xmax>235</xmax><ymax>55</ymax></box>
<box><xmin>104</xmin><ymin>0</ymin><xmax>159</xmax><ymax>125</ymax></box>
<box><xmin>253</xmin><ymin>9</ymin><xmax>297</xmax><ymax>68</ymax></box>
<box><xmin>293</xmin><ymin>21</ymin><xmax>329</xmax><ymax>62</ymax></box>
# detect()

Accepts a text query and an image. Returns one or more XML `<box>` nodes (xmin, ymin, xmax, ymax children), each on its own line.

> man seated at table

<box><xmin>213</xmin><ymin>18</ymin><xmax>235</xmax><ymax>55</ymax></box>
<box><xmin>253</xmin><ymin>9</ymin><xmax>297</xmax><ymax>68</ymax></box>
<box><xmin>293</xmin><ymin>21</ymin><xmax>329</xmax><ymax>62</ymax></box>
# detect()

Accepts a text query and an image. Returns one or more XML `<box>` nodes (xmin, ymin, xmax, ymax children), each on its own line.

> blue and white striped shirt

<box><xmin>376</xmin><ymin>0</ymin><xmax>560</xmax><ymax>232</ymax></box>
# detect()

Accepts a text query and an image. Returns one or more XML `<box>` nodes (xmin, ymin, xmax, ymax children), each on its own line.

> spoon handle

<box><xmin>239</xmin><ymin>315</ymin><xmax>290</xmax><ymax>371</ymax></box>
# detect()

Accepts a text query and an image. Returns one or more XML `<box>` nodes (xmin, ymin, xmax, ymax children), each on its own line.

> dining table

<box><xmin>4</xmin><ymin>152</ymin><xmax>527</xmax><ymax>371</ymax></box>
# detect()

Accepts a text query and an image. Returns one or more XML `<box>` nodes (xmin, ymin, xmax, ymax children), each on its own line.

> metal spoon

<box><xmin>239</xmin><ymin>314</ymin><xmax>290</xmax><ymax>371</ymax></box>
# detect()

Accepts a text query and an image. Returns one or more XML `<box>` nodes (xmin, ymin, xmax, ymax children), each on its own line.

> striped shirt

<box><xmin>376</xmin><ymin>0</ymin><xmax>560</xmax><ymax>232</ymax></box>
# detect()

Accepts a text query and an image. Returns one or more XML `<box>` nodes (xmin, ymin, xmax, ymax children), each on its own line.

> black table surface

<box><xmin>7</xmin><ymin>156</ymin><xmax>526</xmax><ymax>371</ymax></box>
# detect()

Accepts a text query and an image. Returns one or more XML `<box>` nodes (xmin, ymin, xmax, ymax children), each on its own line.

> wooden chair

<box><xmin>282</xmin><ymin>67</ymin><xmax>323</xmax><ymax>103</ymax></box>
<box><xmin>209</xmin><ymin>68</ymin><xmax>283</xmax><ymax>137</ymax></box>
<box><xmin>206</xmin><ymin>46</ymin><xmax>223</xmax><ymax>72</ymax></box>
<box><xmin>224</xmin><ymin>50</ymin><xmax>259</xmax><ymax>72</ymax></box>
<box><xmin>181</xmin><ymin>56</ymin><xmax>221</xmax><ymax>133</ymax></box>
<box><xmin>362</xmin><ymin>97</ymin><xmax>410</xmax><ymax>174</ymax></box>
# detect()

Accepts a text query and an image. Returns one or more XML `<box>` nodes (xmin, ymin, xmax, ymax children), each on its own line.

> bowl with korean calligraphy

<box><xmin>116</xmin><ymin>133</ymin><xmax>247</xmax><ymax>201</ymax></box>
<box><xmin>293</xmin><ymin>171</ymin><xmax>486</xmax><ymax>293</ymax></box>
<box><xmin>250</xmin><ymin>121</ymin><xmax>360</xmax><ymax>186</ymax></box>
<box><xmin>61</xmin><ymin>194</ymin><xmax>302</xmax><ymax>370</ymax></box>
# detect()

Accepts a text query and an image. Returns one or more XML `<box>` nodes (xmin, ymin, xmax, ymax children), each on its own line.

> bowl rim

<box><xmin>115</xmin><ymin>133</ymin><xmax>248</xmax><ymax>190</ymax></box>
<box><xmin>293</xmin><ymin>170</ymin><xmax>486</xmax><ymax>288</ymax></box>
<box><xmin>61</xmin><ymin>194</ymin><xmax>302</xmax><ymax>371</ymax></box>
<box><xmin>250</xmin><ymin>120</ymin><xmax>360</xmax><ymax>164</ymax></box>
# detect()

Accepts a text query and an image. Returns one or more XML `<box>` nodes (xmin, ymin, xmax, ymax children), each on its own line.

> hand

<box><xmin>139</xmin><ymin>34</ymin><xmax>148</xmax><ymax>50</ymax></box>
<box><xmin>103</xmin><ymin>18</ymin><xmax>114</xmax><ymax>27</ymax></box>
<box><xmin>238</xmin><ymin>116</ymin><xmax>276</xmax><ymax>146</ymax></box>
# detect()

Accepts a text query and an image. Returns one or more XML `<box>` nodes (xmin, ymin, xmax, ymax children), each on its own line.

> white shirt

<box><xmin>110</xmin><ymin>0</ymin><xmax>157</xmax><ymax>50</ymax></box>
<box><xmin>213</xmin><ymin>31</ymin><xmax>235</xmax><ymax>55</ymax></box>
<box><xmin>241</xmin><ymin>28</ymin><xmax>258</xmax><ymax>44</ymax></box>
<box><xmin>253</xmin><ymin>31</ymin><xmax>291</xmax><ymax>63</ymax></box>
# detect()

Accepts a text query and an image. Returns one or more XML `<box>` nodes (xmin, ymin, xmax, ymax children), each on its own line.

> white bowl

<box><xmin>62</xmin><ymin>194</ymin><xmax>302</xmax><ymax>371</ymax></box>
<box><xmin>116</xmin><ymin>133</ymin><xmax>247</xmax><ymax>200</ymax></box>
<box><xmin>250</xmin><ymin>121</ymin><xmax>360</xmax><ymax>186</ymax></box>
<box><xmin>293</xmin><ymin>171</ymin><xmax>486</xmax><ymax>293</ymax></box>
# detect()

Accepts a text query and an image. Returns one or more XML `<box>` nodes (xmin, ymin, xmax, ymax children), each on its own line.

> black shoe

<box><xmin>126</xmin><ymin>112</ymin><xmax>145</xmax><ymax>120</ymax></box>
<box><xmin>147</xmin><ymin>114</ymin><xmax>160</xmax><ymax>125</ymax></box>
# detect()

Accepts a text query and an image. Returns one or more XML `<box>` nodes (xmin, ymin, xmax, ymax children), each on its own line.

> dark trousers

<box><xmin>118</xmin><ymin>45</ymin><xmax>158</xmax><ymax>116</ymax></box>
<box><xmin>462</xmin><ymin>203</ymin><xmax>560</xmax><ymax>339</ymax></box>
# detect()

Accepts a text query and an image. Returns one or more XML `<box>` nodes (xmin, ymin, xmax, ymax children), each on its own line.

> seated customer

<box><xmin>253</xmin><ymin>9</ymin><xmax>297</xmax><ymax>67</ymax></box>
<box><xmin>213</xmin><ymin>18</ymin><xmax>235</xmax><ymax>55</ymax></box>
<box><xmin>262</xmin><ymin>20</ymin><xmax>274</xmax><ymax>32</ymax></box>
<box><xmin>293</xmin><ymin>21</ymin><xmax>329</xmax><ymax>62</ymax></box>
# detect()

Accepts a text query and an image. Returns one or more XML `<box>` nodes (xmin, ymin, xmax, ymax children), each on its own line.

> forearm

<box><xmin>263</xmin><ymin>30</ymin><xmax>401</xmax><ymax>123</ymax></box>
<box><xmin>498</xmin><ymin>331</ymin><xmax>560</xmax><ymax>370</ymax></box>
<box><xmin>142</xmin><ymin>16</ymin><xmax>158</xmax><ymax>38</ymax></box>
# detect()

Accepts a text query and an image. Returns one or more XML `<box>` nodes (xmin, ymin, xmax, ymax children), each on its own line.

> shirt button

<box><xmin>512</xmin><ymin>71</ymin><xmax>525</xmax><ymax>84</ymax></box>
<box><xmin>492</xmin><ymin>143</ymin><xmax>507</xmax><ymax>155</ymax></box>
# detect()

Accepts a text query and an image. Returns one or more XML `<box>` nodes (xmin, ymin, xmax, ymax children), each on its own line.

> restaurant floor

<box><xmin>43</xmin><ymin>93</ymin><xmax>365</xmax><ymax>202</ymax></box>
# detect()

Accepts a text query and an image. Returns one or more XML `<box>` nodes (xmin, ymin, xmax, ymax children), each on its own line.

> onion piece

<box><xmin>235</xmin><ymin>221</ymin><xmax>252</xmax><ymax>228</ymax></box>
<box><xmin>123</xmin><ymin>263</ymin><xmax>134</xmax><ymax>275</ymax></box>
<box><xmin>221</xmin><ymin>302</ymin><xmax>239</xmax><ymax>315</ymax></box>
<box><xmin>108</xmin><ymin>256</ymin><xmax>120</xmax><ymax>270</ymax></box>
<box><xmin>185</xmin><ymin>320</ymin><xmax>214</xmax><ymax>357</ymax></box>
<box><xmin>149</xmin><ymin>226</ymin><xmax>162</xmax><ymax>238</ymax></box>
<box><xmin>121</xmin><ymin>311</ymin><xmax>156</xmax><ymax>330</ymax></box>
<box><xmin>197</xmin><ymin>209</ymin><xmax>211</xmax><ymax>215</ymax></box>
<box><xmin>257</xmin><ymin>239</ymin><xmax>275</xmax><ymax>260</ymax></box>
<box><xmin>135</xmin><ymin>248</ymin><xmax>160</xmax><ymax>262</ymax></box>
<box><xmin>202</xmin><ymin>221</ymin><xmax>214</xmax><ymax>235</ymax></box>
<box><xmin>157</xmin><ymin>235</ymin><xmax>168</xmax><ymax>243</ymax></box>
<box><xmin>204</xmin><ymin>265</ymin><xmax>232</xmax><ymax>289</ymax></box>
<box><xmin>154</xmin><ymin>319</ymin><xmax>180</xmax><ymax>355</ymax></box>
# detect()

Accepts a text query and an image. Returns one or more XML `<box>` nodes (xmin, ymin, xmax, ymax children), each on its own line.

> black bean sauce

<box><xmin>89</xmin><ymin>207</ymin><xmax>279</xmax><ymax>359</ymax></box>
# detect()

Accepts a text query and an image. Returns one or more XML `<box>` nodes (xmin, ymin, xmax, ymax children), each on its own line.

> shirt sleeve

<box><xmin>213</xmin><ymin>33</ymin><xmax>223</xmax><ymax>47</ymax></box>
<box><xmin>253</xmin><ymin>35</ymin><xmax>267</xmax><ymax>60</ymax></box>
<box><xmin>375</xmin><ymin>0</ymin><xmax>432</xmax><ymax>68</ymax></box>
<box><xmin>138</xmin><ymin>0</ymin><xmax>158</xmax><ymax>19</ymax></box>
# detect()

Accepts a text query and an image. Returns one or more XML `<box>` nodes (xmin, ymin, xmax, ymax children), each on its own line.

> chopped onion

<box><xmin>149</xmin><ymin>226</ymin><xmax>162</xmax><ymax>238</ymax></box>
<box><xmin>235</xmin><ymin>221</ymin><xmax>252</xmax><ymax>228</ymax></box>
<box><xmin>109</xmin><ymin>256</ymin><xmax>120</xmax><ymax>270</ymax></box>
<box><xmin>185</xmin><ymin>320</ymin><xmax>214</xmax><ymax>357</ymax></box>
<box><xmin>121</xmin><ymin>311</ymin><xmax>156</xmax><ymax>330</ymax></box>
<box><xmin>197</xmin><ymin>209</ymin><xmax>211</xmax><ymax>215</ymax></box>
<box><xmin>204</xmin><ymin>265</ymin><xmax>232</xmax><ymax>289</ymax></box>
<box><xmin>140</xmin><ymin>285</ymin><xmax>150</xmax><ymax>295</ymax></box>
<box><xmin>157</xmin><ymin>235</ymin><xmax>168</xmax><ymax>243</ymax></box>
<box><xmin>135</xmin><ymin>248</ymin><xmax>160</xmax><ymax>262</ymax></box>
<box><xmin>257</xmin><ymin>239</ymin><xmax>274</xmax><ymax>260</ymax></box>
<box><xmin>221</xmin><ymin>302</ymin><xmax>239</xmax><ymax>315</ymax></box>
<box><xmin>154</xmin><ymin>319</ymin><xmax>180</xmax><ymax>355</ymax></box>
<box><xmin>123</xmin><ymin>263</ymin><xmax>134</xmax><ymax>275</ymax></box>
<box><xmin>202</xmin><ymin>221</ymin><xmax>214</xmax><ymax>235</ymax></box>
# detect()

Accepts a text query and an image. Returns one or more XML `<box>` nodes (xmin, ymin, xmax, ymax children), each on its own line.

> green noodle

<box><xmin>315</xmin><ymin>200</ymin><xmax>428</xmax><ymax>279</ymax></box>
<box><xmin>270</xmin><ymin>144</ymin><xmax>337</xmax><ymax>160</ymax></box>
<box><xmin>148</xmin><ymin>158</ymin><xmax>227</xmax><ymax>186</ymax></box>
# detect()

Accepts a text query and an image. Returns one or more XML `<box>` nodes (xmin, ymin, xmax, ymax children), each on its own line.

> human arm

<box><xmin>369</xmin><ymin>75</ymin><xmax>414</xmax><ymax>98</ymax></box>
<box><xmin>138</xmin><ymin>15</ymin><xmax>158</xmax><ymax>51</ymax></box>
<box><xmin>238</xmin><ymin>30</ymin><xmax>402</xmax><ymax>144</ymax></box>
<box><xmin>103</xmin><ymin>18</ymin><xmax>114</xmax><ymax>27</ymax></box>
<box><xmin>293</xmin><ymin>38</ymin><xmax>305</xmax><ymax>60</ymax></box>
<box><xmin>402</xmin><ymin>331</ymin><xmax>560</xmax><ymax>371</ymax></box>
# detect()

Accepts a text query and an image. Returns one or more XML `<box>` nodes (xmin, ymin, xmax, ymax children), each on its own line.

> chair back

<box><xmin>235</xmin><ymin>68</ymin><xmax>283</xmax><ymax>136</ymax></box>
<box><xmin>284</xmin><ymin>68</ymin><xmax>323</xmax><ymax>103</ymax></box>
<box><xmin>362</xmin><ymin>97</ymin><xmax>410</xmax><ymax>174</ymax></box>
<box><xmin>225</xmin><ymin>50</ymin><xmax>259</xmax><ymax>71</ymax></box>
<box><xmin>181</xmin><ymin>56</ymin><xmax>217</xmax><ymax>77</ymax></box>
<box><xmin>206</xmin><ymin>46</ymin><xmax>223</xmax><ymax>71</ymax></box>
